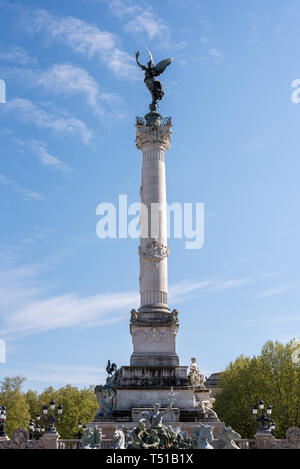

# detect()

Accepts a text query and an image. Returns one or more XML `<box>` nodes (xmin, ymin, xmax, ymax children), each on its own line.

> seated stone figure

<box><xmin>188</xmin><ymin>357</ymin><xmax>205</xmax><ymax>387</ymax></box>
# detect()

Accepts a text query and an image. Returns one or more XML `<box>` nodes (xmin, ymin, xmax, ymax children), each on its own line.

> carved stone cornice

<box><xmin>135</xmin><ymin>124</ymin><xmax>172</xmax><ymax>152</ymax></box>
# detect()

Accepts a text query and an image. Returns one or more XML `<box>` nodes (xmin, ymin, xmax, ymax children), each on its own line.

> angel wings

<box><xmin>136</xmin><ymin>48</ymin><xmax>173</xmax><ymax>110</ymax></box>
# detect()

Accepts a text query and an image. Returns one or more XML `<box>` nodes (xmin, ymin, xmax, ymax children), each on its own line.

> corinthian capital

<box><xmin>135</xmin><ymin>121</ymin><xmax>172</xmax><ymax>152</ymax></box>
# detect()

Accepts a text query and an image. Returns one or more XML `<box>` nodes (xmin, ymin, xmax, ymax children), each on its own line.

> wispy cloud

<box><xmin>0</xmin><ymin>260</ymin><xmax>262</xmax><ymax>341</ymax></box>
<box><xmin>34</xmin><ymin>63</ymin><xmax>120</xmax><ymax>116</ymax></box>
<box><xmin>108</xmin><ymin>0</ymin><xmax>170</xmax><ymax>40</ymax></box>
<box><xmin>224</xmin><ymin>257</ymin><xmax>249</xmax><ymax>267</ymax></box>
<box><xmin>8</xmin><ymin>364</ymin><xmax>106</xmax><ymax>387</ymax></box>
<box><xmin>4</xmin><ymin>98</ymin><xmax>93</xmax><ymax>144</ymax></box>
<box><xmin>1</xmin><ymin>289</ymin><xmax>138</xmax><ymax>339</ymax></box>
<box><xmin>209</xmin><ymin>48</ymin><xmax>224</xmax><ymax>62</ymax></box>
<box><xmin>244</xmin><ymin>314</ymin><xmax>300</xmax><ymax>327</ymax></box>
<box><xmin>30</xmin><ymin>9</ymin><xmax>136</xmax><ymax>78</ymax></box>
<box><xmin>259</xmin><ymin>283</ymin><xmax>300</xmax><ymax>298</ymax></box>
<box><xmin>12</xmin><ymin>137</ymin><xmax>71</xmax><ymax>174</ymax></box>
<box><xmin>29</xmin><ymin>140</ymin><xmax>71</xmax><ymax>173</ymax></box>
<box><xmin>0</xmin><ymin>174</ymin><xmax>43</xmax><ymax>201</ymax></box>
<box><xmin>0</xmin><ymin>43</ymin><xmax>36</xmax><ymax>65</ymax></box>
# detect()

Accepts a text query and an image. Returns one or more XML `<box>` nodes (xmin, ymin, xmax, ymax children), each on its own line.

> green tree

<box><xmin>25</xmin><ymin>389</ymin><xmax>39</xmax><ymax>419</ymax></box>
<box><xmin>0</xmin><ymin>376</ymin><xmax>31</xmax><ymax>437</ymax></box>
<box><xmin>37</xmin><ymin>385</ymin><xmax>98</xmax><ymax>439</ymax></box>
<box><xmin>214</xmin><ymin>340</ymin><xmax>300</xmax><ymax>438</ymax></box>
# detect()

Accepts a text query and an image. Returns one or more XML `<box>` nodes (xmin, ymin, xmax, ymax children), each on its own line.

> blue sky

<box><xmin>0</xmin><ymin>0</ymin><xmax>299</xmax><ymax>392</ymax></box>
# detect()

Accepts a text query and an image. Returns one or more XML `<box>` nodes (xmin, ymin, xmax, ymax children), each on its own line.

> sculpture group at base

<box><xmin>110</xmin><ymin>416</ymin><xmax>241</xmax><ymax>450</ymax></box>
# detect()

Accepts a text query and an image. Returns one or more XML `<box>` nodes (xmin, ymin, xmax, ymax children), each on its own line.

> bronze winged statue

<box><xmin>136</xmin><ymin>48</ymin><xmax>173</xmax><ymax>113</ymax></box>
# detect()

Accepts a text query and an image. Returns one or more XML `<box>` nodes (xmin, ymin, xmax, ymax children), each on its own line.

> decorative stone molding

<box><xmin>139</xmin><ymin>239</ymin><xmax>169</xmax><ymax>264</ymax></box>
<box><xmin>130</xmin><ymin>310</ymin><xmax>179</xmax><ymax>328</ymax></box>
<box><xmin>135</xmin><ymin>123</ymin><xmax>172</xmax><ymax>152</ymax></box>
<box><xmin>132</xmin><ymin>326</ymin><xmax>177</xmax><ymax>343</ymax></box>
<box><xmin>136</xmin><ymin>116</ymin><xmax>172</xmax><ymax>127</ymax></box>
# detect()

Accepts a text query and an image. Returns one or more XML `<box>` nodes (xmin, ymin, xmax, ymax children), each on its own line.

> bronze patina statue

<box><xmin>136</xmin><ymin>48</ymin><xmax>173</xmax><ymax>124</ymax></box>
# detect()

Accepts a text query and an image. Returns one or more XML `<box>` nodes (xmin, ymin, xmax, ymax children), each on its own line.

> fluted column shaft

<box><xmin>136</xmin><ymin>123</ymin><xmax>172</xmax><ymax>314</ymax></box>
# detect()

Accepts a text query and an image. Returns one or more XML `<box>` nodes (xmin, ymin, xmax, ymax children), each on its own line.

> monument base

<box><xmin>95</xmin><ymin>365</ymin><xmax>214</xmax><ymax>424</ymax></box>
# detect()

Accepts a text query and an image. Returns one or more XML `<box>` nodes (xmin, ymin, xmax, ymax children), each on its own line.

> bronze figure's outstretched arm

<box><xmin>136</xmin><ymin>51</ymin><xmax>147</xmax><ymax>71</ymax></box>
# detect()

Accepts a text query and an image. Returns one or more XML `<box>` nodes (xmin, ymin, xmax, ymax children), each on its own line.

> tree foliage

<box><xmin>0</xmin><ymin>376</ymin><xmax>31</xmax><ymax>437</ymax></box>
<box><xmin>214</xmin><ymin>340</ymin><xmax>300</xmax><ymax>438</ymax></box>
<box><xmin>0</xmin><ymin>377</ymin><xmax>98</xmax><ymax>439</ymax></box>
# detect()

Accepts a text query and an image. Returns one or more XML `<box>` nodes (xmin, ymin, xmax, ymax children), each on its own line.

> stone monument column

<box><xmin>130</xmin><ymin>117</ymin><xmax>179</xmax><ymax>367</ymax></box>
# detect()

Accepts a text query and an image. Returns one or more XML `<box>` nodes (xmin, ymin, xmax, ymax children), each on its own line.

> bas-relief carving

<box><xmin>132</xmin><ymin>327</ymin><xmax>176</xmax><ymax>343</ymax></box>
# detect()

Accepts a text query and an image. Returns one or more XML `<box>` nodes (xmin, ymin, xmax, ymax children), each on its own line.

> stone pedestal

<box><xmin>256</xmin><ymin>431</ymin><xmax>275</xmax><ymax>449</ymax></box>
<box><xmin>42</xmin><ymin>432</ymin><xmax>60</xmax><ymax>450</ymax></box>
<box><xmin>95</xmin><ymin>365</ymin><xmax>212</xmax><ymax>423</ymax></box>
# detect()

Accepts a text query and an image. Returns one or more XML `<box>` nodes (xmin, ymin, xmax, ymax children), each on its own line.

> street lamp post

<box><xmin>42</xmin><ymin>400</ymin><xmax>63</xmax><ymax>433</ymax></box>
<box><xmin>28</xmin><ymin>414</ymin><xmax>45</xmax><ymax>440</ymax></box>
<box><xmin>253</xmin><ymin>400</ymin><xmax>276</xmax><ymax>434</ymax></box>
<box><xmin>0</xmin><ymin>406</ymin><xmax>7</xmax><ymax>438</ymax></box>
<box><xmin>77</xmin><ymin>421</ymin><xmax>83</xmax><ymax>440</ymax></box>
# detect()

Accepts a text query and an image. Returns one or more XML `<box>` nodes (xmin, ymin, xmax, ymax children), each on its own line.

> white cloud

<box><xmin>35</xmin><ymin>63</ymin><xmax>120</xmax><ymax>116</ymax></box>
<box><xmin>29</xmin><ymin>140</ymin><xmax>71</xmax><ymax>173</ymax></box>
<box><xmin>0</xmin><ymin>43</ymin><xmax>36</xmax><ymax>65</ymax></box>
<box><xmin>169</xmin><ymin>276</ymin><xmax>253</xmax><ymax>303</ymax></box>
<box><xmin>1</xmin><ymin>290</ymin><xmax>138</xmax><ymax>339</ymax></box>
<box><xmin>4</xmin><ymin>98</ymin><xmax>93</xmax><ymax>144</ymax></box>
<box><xmin>2</xmin><ymin>63</ymin><xmax>123</xmax><ymax>119</ymax></box>
<box><xmin>31</xmin><ymin>9</ymin><xmax>136</xmax><ymax>78</ymax></box>
<box><xmin>0</xmin><ymin>173</ymin><xmax>43</xmax><ymax>201</ymax></box>
<box><xmin>259</xmin><ymin>283</ymin><xmax>299</xmax><ymax>298</ymax></box>
<box><xmin>0</xmin><ymin>259</ymin><xmax>261</xmax><ymax>341</ymax></box>
<box><xmin>108</xmin><ymin>0</ymin><xmax>170</xmax><ymax>40</ymax></box>
<box><xmin>209</xmin><ymin>48</ymin><xmax>224</xmax><ymax>61</ymax></box>
<box><xmin>8</xmin><ymin>364</ymin><xmax>106</xmax><ymax>387</ymax></box>
<box><xmin>12</xmin><ymin>136</ymin><xmax>71</xmax><ymax>174</ymax></box>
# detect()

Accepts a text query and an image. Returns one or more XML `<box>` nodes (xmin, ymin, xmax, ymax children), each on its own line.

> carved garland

<box><xmin>139</xmin><ymin>239</ymin><xmax>169</xmax><ymax>264</ymax></box>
